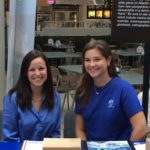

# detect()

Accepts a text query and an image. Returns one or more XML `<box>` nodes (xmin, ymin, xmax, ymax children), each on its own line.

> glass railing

<box><xmin>43</xmin><ymin>20</ymin><xmax>111</xmax><ymax>29</ymax></box>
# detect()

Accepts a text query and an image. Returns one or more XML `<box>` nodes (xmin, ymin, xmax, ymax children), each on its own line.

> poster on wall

<box><xmin>111</xmin><ymin>0</ymin><xmax>150</xmax><ymax>42</ymax></box>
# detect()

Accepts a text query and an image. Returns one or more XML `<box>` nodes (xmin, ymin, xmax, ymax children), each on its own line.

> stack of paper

<box><xmin>21</xmin><ymin>141</ymin><xmax>43</xmax><ymax>150</ymax></box>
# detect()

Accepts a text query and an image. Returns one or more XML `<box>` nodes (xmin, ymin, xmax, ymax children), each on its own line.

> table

<box><xmin>58</xmin><ymin>65</ymin><xmax>145</xmax><ymax>86</ymax></box>
<box><xmin>44</xmin><ymin>44</ymin><xmax>75</xmax><ymax>51</ymax></box>
<box><xmin>113</xmin><ymin>49</ymin><xmax>144</xmax><ymax>57</ymax></box>
<box><xmin>43</xmin><ymin>52</ymin><xmax>80</xmax><ymax>59</ymax></box>
<box><xmin>43</xmin><ymin>52</ymin><xmax>81</xmax><ymax>65</ymax></box>
<box><xmin>112</xmin><ymin>49</ymin><xmax>144</xmax><ymax>67</ymax></box>
<box><xmin>109</xmin><ymin>44</ymin><xmax>118</xmax><ymax>49</ymax></box>
<box><xmin>59</xmin><ymin>64</ymin><xmax>82</xmax><ymax>74</ymax></box>
<box><xmin>0</xmin><ymin>140</ymin><xmax>145</xmax><ymax>150</ymax></box>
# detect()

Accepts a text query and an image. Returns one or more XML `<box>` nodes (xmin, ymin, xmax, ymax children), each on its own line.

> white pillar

<box><xmin>0</xmin><ymin>0</ymin><xmax>6</xmax><ymax>109</ymax></box>
<box><xmin>7</xmin><ymin>0</ymin><xmax>36</xmax><ymax>91</ymax></box>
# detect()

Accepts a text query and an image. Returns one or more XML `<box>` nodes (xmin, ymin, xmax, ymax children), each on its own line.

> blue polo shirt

<box><xmin>75</xmin><ymin>77</ymin><xmax>143</xmax><ymax>140</ymax></box>
<box><xmin>3</xmin><ymin>91</ymin><xmax>61</xmax><ymax>142</ymax></box>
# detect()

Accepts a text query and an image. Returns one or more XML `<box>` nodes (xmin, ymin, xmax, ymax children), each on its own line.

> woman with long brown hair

<box><xmin>74</xmin><ymin>39</ymin><xmax>147</xmax><ymax>141</ymax></box>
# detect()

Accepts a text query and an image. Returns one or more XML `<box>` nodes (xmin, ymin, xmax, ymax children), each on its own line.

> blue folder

<box><xmin>0</xmin><ymin>142</ymin><xmax>21</xmax><ymax>150</ymax></box>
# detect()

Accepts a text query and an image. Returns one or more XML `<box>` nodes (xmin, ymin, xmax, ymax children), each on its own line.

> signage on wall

<box><xmin>47</xmin><ymin>0</ymin><xmax>55</xmax><ymax>5</ymax></box>
<box><xmin>111</xmin><ymin>0</ymin><xmax>150</xmax><ymax>42</ymax></box>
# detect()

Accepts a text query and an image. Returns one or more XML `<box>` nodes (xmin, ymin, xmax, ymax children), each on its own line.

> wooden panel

<box><xmin>37</xmin><ymin>0</ymin><xmax>48</xmax><ymax>6</ymax></box>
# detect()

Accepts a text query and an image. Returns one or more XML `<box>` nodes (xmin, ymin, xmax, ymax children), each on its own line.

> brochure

<box><xmin>81</xmin><ymin>141</ymin><xmax>135</xmax><ymax>150</ymax></box>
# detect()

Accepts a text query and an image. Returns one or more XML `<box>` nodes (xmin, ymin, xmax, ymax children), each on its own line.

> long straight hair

<box><xmin>9</xmin><ymin>50</ymin><xmax>54</xmax><ymax>110</ymax></box>
<box><xmin>75</xmin><ymin>39</ymin><xmax>118</xmax><ymax>107</ymax></box>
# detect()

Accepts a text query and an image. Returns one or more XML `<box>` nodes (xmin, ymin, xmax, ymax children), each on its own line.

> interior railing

<box><xmin>42</xmin><ymin>20</ymin><xmax>111</xmax><ymax>29</ymax></box>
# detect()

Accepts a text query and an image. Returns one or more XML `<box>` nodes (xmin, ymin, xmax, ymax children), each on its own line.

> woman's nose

<box><xmin>35</xmin><ymin>69</ymin><xmax>40</xmax><ymax>75</ymax></box>
<box><xmin>89</xmin><ymin>60</ymin><xmax>95</xmax><ymax>66</ymax></box>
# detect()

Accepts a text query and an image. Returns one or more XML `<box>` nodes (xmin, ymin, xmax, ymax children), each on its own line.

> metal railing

<box><xmin>43</xmin><ymin>20</ymin><xmax>111</xmax><ymax>29</ymax></box>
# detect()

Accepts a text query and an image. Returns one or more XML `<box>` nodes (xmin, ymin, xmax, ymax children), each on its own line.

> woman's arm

<box><xmin>75</xmin><ymin>114</ymin><xmax>87</xmax><ymax>140</ymax></box>
<box><xmin>3</xmin><ymin>94</ymin><xmax>20</xmax><ymax>142</ymax></box>
<box><xmin>130</xmin><ymin>111</ymin><xmax>148</xmax><ymax>141</ymax></box>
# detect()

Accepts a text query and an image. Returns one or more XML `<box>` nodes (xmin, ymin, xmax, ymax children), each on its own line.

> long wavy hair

<box><xmin>9</xmin><ymin>50</ymin><xmax>54</xmax><ymax>110</ymax></box>
<box><xmin>75</xmin><ymin>39</ymin><xmax>118</xmax><ymax>107</ymax></box>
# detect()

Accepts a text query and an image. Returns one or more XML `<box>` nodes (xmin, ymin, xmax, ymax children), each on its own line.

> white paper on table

<box><xmin>21</xmin><ymin>140</ymin><xmax>43</xmax><ymax>150</ymax></box>
<box><xmin>134</xmin><ymin>143</ymin><xmax>145</xmax><ymax>150</ymax></box>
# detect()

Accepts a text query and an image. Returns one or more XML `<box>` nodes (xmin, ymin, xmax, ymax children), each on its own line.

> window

<box><xmin>87</xmin><ymin>0</ymin><xmax>111</xmax><ymax>19</ymax></box>
<box><xmin>103</xmin><ymin>10</ymin><xmax>111</xmax><ymax>19</ymax></box>
<box><xmin>96</xmin><ymin>10</ymin><xmax>103</xmax><ymax>18</ymax></box>
<box><xmin>88</xmin><ymin>10</ymin><xmax>95</xmax><ymax>18</ymax></box>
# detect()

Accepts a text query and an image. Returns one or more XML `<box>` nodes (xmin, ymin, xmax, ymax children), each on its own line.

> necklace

<box><xmin>94</xmin><ymin>85</ymin><xmax>102</xmax><ymax>95</ymax></box>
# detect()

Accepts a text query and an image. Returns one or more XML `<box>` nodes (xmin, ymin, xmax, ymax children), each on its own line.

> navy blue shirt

<box><xmin>3</xmin><ymin>91</ymin><xmax>61</xmax><ymax>142</ymax></box>
<box><xmin>75</xmin><ymin>77</ymin><xmax>143</xmax><ymax>140</ymax></box>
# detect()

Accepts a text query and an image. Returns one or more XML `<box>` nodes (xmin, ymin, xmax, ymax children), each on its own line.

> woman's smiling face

<box><xmin>84</xmin><ymin>48</ymin><xmax>111</xmax><ymax>80</ymax></box>
<box><xmin>27</xmin><ymin>57</ymin><xmax>47</xmax><ymax>89</ymax></box>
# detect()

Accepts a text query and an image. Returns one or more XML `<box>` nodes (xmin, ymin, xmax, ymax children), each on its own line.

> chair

<box><xmin>50</xmin><ymin>66</ymin><xmax>74</xmax><ymax>109</ymax></box>
<box><xmin>112</xmin><ymin>52</ymin><xmax>122</xmax><ymax>68</ymax></box>
<box><xmin>75</xmin><ymin>52</ymin><xmax>82</xmax><ymax>64</ymax></box>
<box><xmin>63</xmin><ymin>110</ymin><xmax>75</xmax><ymax>138</ymax></box>
<box><xmin>129</xmin><ymin>66</ymin><xmax>143</xmax><ymax>74</ymax></box>
<box><xmin>50</xmin><ymin>66</ymin><xmax>61</xmax><ymax>90</ymax></box>
<box><xmin>35</xmin><ymin>43</ymin><xmax>43</xmax><ymax>51</ymax></box>
<box><xmin>61</xmin><ymin>73</ymin><xmax>80</xmax><ymax>111</ymax></box>
<box><xmin>56</xmin><ymin>73</ymin><xmax>70</xmax><ymax>93</ymax></box>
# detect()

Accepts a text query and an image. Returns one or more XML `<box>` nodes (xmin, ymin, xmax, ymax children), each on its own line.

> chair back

<box><xmin>61</xmin><ymin>73</ymin><xmax>80</xmax><ymax>110</ymax></box>
<box><xmin>64</xmin><ymin>110</ymin><xmax>75</xmax><ymax>138</ymax></box>
<box><xmin>112</xmin><ymin>52</ymin><xmax>121</xmax><ymax>68</ymax></box>
<box><xmin>50</xmin><ymin>66</ymin><xmax>61</xmax><ymax>90</ymax></box>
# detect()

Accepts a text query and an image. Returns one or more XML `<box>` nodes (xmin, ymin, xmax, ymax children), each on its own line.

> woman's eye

<box><xmin>94</xmin><ymin>58</ymin><xmax>101</xmax><ymax>62</ymax></box>
<box><xmin>84</xmin><ymin>59</ymin><xmax>90</xmax><ymax>62</ymax></box>
<box><xmin>39</xmin><ymin>67</ymin><xmax>46</xmax><ymax>70</ymax></box>
<box><xmin>29</xmin><ymin>68</ymin><xmax>34</xmax><ymax>72</ymax></box>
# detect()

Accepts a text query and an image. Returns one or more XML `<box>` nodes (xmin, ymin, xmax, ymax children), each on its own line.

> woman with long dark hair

<box><xmin>3</xmin><ymin>50</ymin><xmax>61</xmax><ymax>142</ymax></box>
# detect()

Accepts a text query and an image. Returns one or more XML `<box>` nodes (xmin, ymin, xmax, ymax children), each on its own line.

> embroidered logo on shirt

<box><xmin>107</xmin><ymin>99</ymin><xmax>115</xmax><ymax>108</ymax></box>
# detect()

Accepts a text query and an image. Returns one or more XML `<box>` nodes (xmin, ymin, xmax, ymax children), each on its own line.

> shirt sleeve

<box><xmin>121</xmin><ymin>83</ymin><xmax>143</xmax><ymax>119</ymax></box>
<box><xmin>50</xmin><ymin>92</ymin><xmax>61</xmax><ymax>138</ymax></box>
<box><xmin>2</xmin><ymin>93</ymin><xmax>20</xmax><ymax>142</ymax></box>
